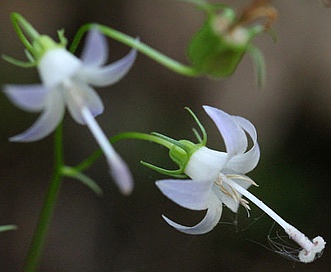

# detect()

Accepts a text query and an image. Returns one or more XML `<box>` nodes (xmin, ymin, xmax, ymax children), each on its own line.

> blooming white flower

<box><xmin>4</xmin><ymin>29</ymin><xmax>137</xmax><ymax>195</ymax></box>
<box><xmin>156</xmin><ymin>105</ymin><xmax>260</xmax><ymax>234</ymax></box>
<box><xmin>155</xmin><ymin>106</ymin><xmax>325</xmax><ymax>263</ymax></box>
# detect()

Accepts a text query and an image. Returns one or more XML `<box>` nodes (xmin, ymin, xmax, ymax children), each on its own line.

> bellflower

<box><xmin>4</xmin><ymin>27</ymin><xmax>137</xmax><ymax>195</ymax></box>
<box><xmin>148</xmin><ymin>106</ymin><xmax>325</xmax><ymax>263</ymax></box>
<box><xmin>156</xmin><ymin>106</ymin><xmax>260</xmax><ymax>234</ymax></box>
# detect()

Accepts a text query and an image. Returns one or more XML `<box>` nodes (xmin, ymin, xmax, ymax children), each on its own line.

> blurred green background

<box><xmin>0</xmin><ymin>0</ymin><xmax>330</xmax><ymax>271</ymax></box>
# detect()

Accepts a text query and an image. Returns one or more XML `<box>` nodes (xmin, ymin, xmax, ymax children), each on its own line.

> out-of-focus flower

<box><xmin>187</xmin><ymin>0</ymin><xmax>277</xmax><ymax>86</ymax></box>
<box><xmin>4</xmin><ymin>24</ymin><xmax>137</xmax><ymax>194</ymax></box>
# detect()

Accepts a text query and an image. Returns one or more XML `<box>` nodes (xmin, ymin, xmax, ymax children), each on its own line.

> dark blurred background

<box><xmin>0</xmin><ymin>0</ymin><xmax>330</xmax><ymax>271</ymax></box>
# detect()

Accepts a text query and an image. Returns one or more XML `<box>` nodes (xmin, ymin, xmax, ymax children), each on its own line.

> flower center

<box><xmin>215</xmin><ymin>173</ymin><xmax>258</xmax><ymax>214</ymax></box>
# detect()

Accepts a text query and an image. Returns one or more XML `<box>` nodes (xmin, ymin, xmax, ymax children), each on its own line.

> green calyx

<box><xmin>141</xmin><ymin>107</ymin><xmax>207</xmax><ymax>178</ymax></box>
<box><xmin>32</xmin><ymin>35</ymin><xmax>65</xmax><ymax>59</ymax></box>
<box><xmin>2</xmin><ymin>12</ymin><xmax>67</xmax><ymax>68</ymax></box>
<box><xmin>187</xmin><ymin>5</ymin><xmax>265</xmax><ymax>79</ymax></box>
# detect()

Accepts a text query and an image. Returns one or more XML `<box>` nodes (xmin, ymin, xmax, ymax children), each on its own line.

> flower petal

<box><xmin>77</xmin><ymin>46</ymin><xmax>137</xmax><ymax>87</ymax></box>
<box><xmin>65</xmin><ymin>80</ymin><xmax>104</xmax><ymax>125</ymax></box>
<box><xmin>107</xmin><ymin>151</ymin><xmax>134</xmax><ymax>195</ymax></box>
<box><xmin>185</xmin><ymin>146</ymin><xmax>227</xmax><ymax>181</ymax></box>
<box><xmin>80</xmin><ymin>29</ymin><xmax>108</xmax><ymax>67</ymax></box>
<box><xmin>9</xmin><ymin>90</ymin><xmax>65</xmax><ymax>142</ymax></box>
<box><xmin>156</xmin><ymin>179</ymin><xmax>213</xmax><ymax>210</ymax></box>
<box><xmin>38</xmin><ymin>49</ymin><xmax>81</xmax><ymax>90</ymax></box>
<box><xmin>225</xmin><ymin>116</ymin><xmax>260</xmax><ymax>174</ymax></box>
<box><xmin>4</xmin><ymin>84</ymin><xmax>47</xmax><ymax>112</ymax></box>
<box><xmin>162</xmin><ymin>193</ymin><xmax>223</xmax><ymax>235</ymax></box>
<box><xmin>80</xmin><ymin>107</ymin><xmax>133</xmax><ymax>195</ymax></box>
<box><xmin>203</xmin><ymin>106</ymin><xmax>248</xmax><ymax>159</ymax></box>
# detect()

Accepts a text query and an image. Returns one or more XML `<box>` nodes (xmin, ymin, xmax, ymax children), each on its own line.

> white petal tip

<box><xmin>9</xmin><ymin>136</ymin><xmax>21</xmax><ymax>142</ymax></box>
<box><xmin>161</xmin><ymin>214</ymin><xmax>211</xmax><ymax>235</ymax></box>
<box><xmin>9</xmin><ymin>135</ymin><xmax>35</xmax><ymax>143</ymax></box>
<box><xmin>298</xmin><ymin>236</ymin><xmax>326</xmax><ymax>263</ymax></box>
<box><xmin>109</xmin><ymin>158</ymin><xmax>134</xmax><ymax>196</ymax></box>
<box><xmin>117</xmin><ymin>178</ymin><xmax>134</xmax><ymax>196</ymax></box>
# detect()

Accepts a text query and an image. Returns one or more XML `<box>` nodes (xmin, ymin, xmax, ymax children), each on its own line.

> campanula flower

<box><xmin>148</xmin><ymin>106</ymin><xmax>325</xmax><ymax>262</ymax></box>
<box><xmin>4</xmin><ymin>22</ymin><xmax>137</xmax><ymax>194</ymax></box>
<box><xmin>156</xmin><ymin>106</ymin><xmax>259</xmax><ymax>234</ymax></box>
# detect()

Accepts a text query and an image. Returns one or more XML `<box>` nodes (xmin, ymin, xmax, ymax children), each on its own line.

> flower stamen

<box><xmin>216</xmin><ymin>174</ymin><xmax>252</xmax><ymax>212</ymax></box>
<box><xmin>226</xmin><ymin>174</ymin><xmax>259</xmax><ymax>187</ymax></box>
<box><xmin>215</xmin><ymin>175</ymin><xmax>236</xmax><ymax>200</ymax></box>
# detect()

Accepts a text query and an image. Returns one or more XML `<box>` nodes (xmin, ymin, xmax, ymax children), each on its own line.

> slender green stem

<box><xmin>74</xmin><ymin>132</ymin><xmax>174</xmax><ymax>173</ymax></box>
<box><xmin>69</xmin><ymin>23</ymin><xmax>200</xmax><ymax>77</ymax></box>
<box><xmin>23</xmin><ymin>124</ymin><xmax>64</xmax><ymax>272</ymax></box>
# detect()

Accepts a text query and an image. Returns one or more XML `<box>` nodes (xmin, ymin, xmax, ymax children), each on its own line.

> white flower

<box><xmin>156</xmin><ymin>106</ymin><xmax>325</xmax><ymax>263</ymax></box>
<box><xmin>4</xmin><ymin>29</ymin><xmax>137</xmax><ymax>195</ymax></box>
<box><xmin>156</xmin><ymin>106</ymin><xmax>260</xmax><ymax>234</ymax></box>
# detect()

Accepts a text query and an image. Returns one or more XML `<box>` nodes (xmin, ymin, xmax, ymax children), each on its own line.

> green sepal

<box><xmin>187</xmin><ymin>7</ymin><xmax>266</xmax><ymax>78</ymax></box>
<box><xmin>248</xmin><ymin>44</ymin><xmax>265</xmax><ymax>88</ymax></box>
<box><xmin>0</xmin><ymin>225</ymin><xmax>17</xmax><ymax>233</ymax></box>
<box><xmin>140</xmin><ymin>161</ymin><xmax>187</xmax><ymax>178</ymax></box>
<box><xmin>188</xmin><ymin>8</ymin><xmax>242</xmax><ymax>77</ymax></box>
<box><xmin>61</xmin><ymin>166</ymin><xmax>103</xmax><ymax>196</ymax></box>
<box><xmin>1</xmin><ymin>54</ymin><xmax>36</xmax><ymax>68</ymax></box>
<box><xmin>7</xmin><ymin>13</ymin><xmax>67</xmax><ymax>67</ymax></box>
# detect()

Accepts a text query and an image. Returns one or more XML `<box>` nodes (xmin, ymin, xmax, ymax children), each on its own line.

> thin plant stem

<box><xmin>23</xmin><ymin>124</ymin><xmax>64</xmax><ymax>272</ymax></box>
<box><xmin>69</xmin><ymin>23</ymin><xmax>200</xmax><ymax>77</ymax></box>
<box><xmin>74</xmin><ymin>132</ymin><xmax>174</xmax><ymax>173</ymax></box>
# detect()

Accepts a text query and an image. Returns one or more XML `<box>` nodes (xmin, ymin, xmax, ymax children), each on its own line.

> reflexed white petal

<box><xmin>80</xmin><ymin>29</ymin><xmax>108</xmax><ymax>67</ymax></box>
<box><xmin>225</xmin><ymin>116</ymin><xmax>260</xmax><ymax>174</ymax></box>
<box><xmin>38</xmin><ymin>48</ymin><xmax>82</xmax><ymax>90</ymax></box>
<box><xmin>77</xmin><ymin>47</ymin><xmax>137</xmax><ymax>87</ymax></box>
<box><xmin>4</xmin><ymin>84</ymin><xmax>46</xmax><ymax>112</ymax></box>
<box><xmin>162</xmin><ymin>193</ymin><xmax>223</xmax><ymax>235</ymax></box>
<box><xmin>81</xmin><ymin>107</ymin><xmax>133</xmax><ymax>195</ymax></box>
<box><xmin>156</xmin><ymin>179</ymin><xmax>213</xmax><ymax>210</ymax></box>
<box><xmin>203</xmin><ymin>106</ymin><xmax>248</xmax><ymax>159</ymax></box>
<box><xmin>9</xmin><ymin>90</ymin><xmax>65</xmax><ymax>142</ymax></box>
<box><xmin>185</xmin><ymin>147</ymin><xmax>227</xmax><ymax>181</ymax></box>
<box><xmin>65</xmin><ymin>80</ymin><xmax>104</xmax><ymax>125</ymax></box>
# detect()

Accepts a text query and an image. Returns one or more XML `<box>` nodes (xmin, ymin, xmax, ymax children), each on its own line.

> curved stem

<box><xmin>23</xmin><ymin>124</ymin><xmax>64</xmax><ymax>272</ymax></box>
<box><xmin>74</xmin><ymin>132</ymin><xmax>174</xmax><ymax>173</ymax></box>
<box><xmin>69</xmin><ymin>23</ymin><xmax>200</xmax><ymax>77</ymax></box>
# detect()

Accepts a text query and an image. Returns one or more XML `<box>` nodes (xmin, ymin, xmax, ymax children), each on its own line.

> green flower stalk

<box><xmin>68</xmin><ymin>0</ymin><xmax>277</xmax><ymax>86</ymax></box>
